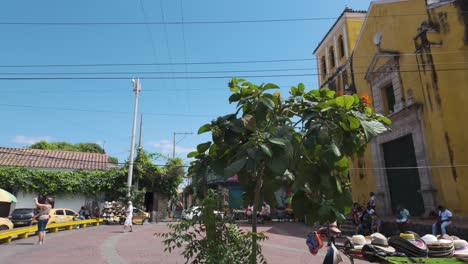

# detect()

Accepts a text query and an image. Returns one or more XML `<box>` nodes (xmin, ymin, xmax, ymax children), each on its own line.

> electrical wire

<box><xmin>0</xmin><ymin>103</ymin><xmax>215</xmax><ymax>117</ymax></box>
<box><xmin>0</xmin><ymin>67</ymin><xmax>466</xmax><ymax>80</ymax></box>
<box><xmin>0</xmin><ymin>11</ymin><xmax>465</xmax><ymax>25</ymax></box>
<box><xmin>139</xmin><ymin>0</ymin><xmax>159</xmax><ymax>66</ymax></box>
<box><xmin>0</xmin><ymin>50</ymin><xmax>467</xmax><ymax>68</ymax></box>
<box><xmin>0</xmin><ymin>149</ymin><xmax>466</xmax><ymax>170</ymax></box>
<box><xmin>0</xmin><ymin>62</ymin><xmax>467</xmax><ymax>76</ymax></box>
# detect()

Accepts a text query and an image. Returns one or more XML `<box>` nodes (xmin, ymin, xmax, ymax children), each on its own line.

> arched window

<box><xmin>329</xmin><ymin>46</ymin><xmax>335</xmax><ymax>68</ymax></box>
<box><xmin>321</xmin><ymin>56</ymin><xmax>326</xmax><ymax>79</ymax></box>
<box><xmin>338</xmin><ymin>35</ymin><xmax>345</xmax><ymax>58</ymax></box>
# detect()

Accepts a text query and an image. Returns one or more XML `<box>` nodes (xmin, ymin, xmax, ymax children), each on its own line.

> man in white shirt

<box><xmin>124</xmin><ymin>201</ymin><xmax>134</xmax><ymax>232</ymax></box>
<box><xmin>432</xmin><ymin>205</ymin><xmax>452</xmax><ymax>235</ymax></box>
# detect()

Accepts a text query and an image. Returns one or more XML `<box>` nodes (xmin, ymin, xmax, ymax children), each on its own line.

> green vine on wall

<box><xmin>0</xmin><ymin>166</ymin><xmax>126</xmax><ymax>197</ymax></box>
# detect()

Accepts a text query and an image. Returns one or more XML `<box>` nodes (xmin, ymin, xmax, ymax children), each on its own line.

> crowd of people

<box><xmin>351</xmin><ymin>192</ymin><xmax>454</xmax><ymax>236</ymax></box>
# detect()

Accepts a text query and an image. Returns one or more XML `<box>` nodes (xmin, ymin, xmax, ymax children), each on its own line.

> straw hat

<box><xmin>370</xmin><ymin>233</ymin><xmax>396</xmax><ymax>253</ymax></box>
<box><xmin>351</xmin><ymin>235</ymin><xmax>368</xmax><ymax>250</ymax></box>
<box><xmin>454</xmin><ymin>240</ymin><xmax>468</xmax><ymax>257</ymax></box>
<box><xmin>421</xmin><ymin>234</ymin><xmax>438</xmax><ymax>245</ymax></box>
<box><xmin>421</xmin><ymin>234</ymin><xmax>454</xmax><ymax>257</ymax></box>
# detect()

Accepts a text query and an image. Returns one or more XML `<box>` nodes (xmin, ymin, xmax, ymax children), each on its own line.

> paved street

<box><xmin>0</xmin><ymin>222</ymin><xmax>363</xmax><ymax>264</ymax></box>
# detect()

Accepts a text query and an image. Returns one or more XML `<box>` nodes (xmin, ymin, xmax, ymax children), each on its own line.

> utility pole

<box><xmin>138</xmin><ymin>113</ymin><xmax>143</xmax><ymax>149</ymax></box>
<box><xmin>173</xmin><ymin>132</ymin><xmax>193</xmax><ymax>158</ymax></box>
<box><xmin>127</xmin><ymin>78</ymin><xmax>141</xmax><ymax>197</ymax></box>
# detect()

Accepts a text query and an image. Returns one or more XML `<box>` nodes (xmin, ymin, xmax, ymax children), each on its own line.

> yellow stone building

<box><xmin>315</xmin><ymin>0</ymin><xmax>468</xmax><ymax>217</ymax></box>
<box><xmin>314</xmin><ymin>8</ymin><xmax>366</xmax><ymax>94</ymax></box>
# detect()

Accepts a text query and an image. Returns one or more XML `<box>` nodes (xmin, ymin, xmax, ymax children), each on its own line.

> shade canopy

<box><xmin>0</xmin><ymin>189</ymin><xmax>17</xmax><ymax>203</ymax></box>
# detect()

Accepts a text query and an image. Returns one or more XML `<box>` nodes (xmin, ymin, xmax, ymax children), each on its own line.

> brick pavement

<box><xmin>0</xmin><ymin>222</ymin><xmax>364</xmax><ymax>264</ymax></box>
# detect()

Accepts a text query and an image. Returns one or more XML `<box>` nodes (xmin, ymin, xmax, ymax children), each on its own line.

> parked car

<box><xmin>182</xmin><ymin>206</ymin><xmax>202</xmax><ymax>220</ymax></box>
<box><xmin>119</xmin><ymin>208</ymin><xmax>150</xmax><ymax>225</ymax></box>
<box><xmin>48</xmin><ymin>208</ymin><xmax>79</xmax><ymax>224</ymax></box>
<box><xmin>181</xmin><ymin>206</ymin><xmax>224</xmax><ymax>220</ymax></box>
<box><xmin>9</xmin><ymin>208</ymin><xmax>38</xmax><ymax>227</ymax></box>
<box><xmin>0</xmin><ymin>217</ymin><xmax>14</xmax><ymax>230</ymax></box>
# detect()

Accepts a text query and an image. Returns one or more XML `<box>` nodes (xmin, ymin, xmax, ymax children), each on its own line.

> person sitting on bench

<box><xmin>396</xmin><ymin>206</ymin><xmax>410</xmax><ymax>232</ymax></box>
<box><xmin>432</xmin><ymin>205</ymin><xmax>452</xmax><ymax>235</ymax></box>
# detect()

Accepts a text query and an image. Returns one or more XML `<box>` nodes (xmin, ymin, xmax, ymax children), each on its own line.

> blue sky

<box><xmin>0</xmin><ymin>0</ymin><xmax>371</xmax><ymax>164</ymax></box>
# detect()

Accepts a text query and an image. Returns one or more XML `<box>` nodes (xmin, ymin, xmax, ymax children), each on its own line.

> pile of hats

<box><xmin>388</xmin><ymin>232</ymin><xmax>428</xmax><ymax>257</ymax></box>
<box><xmin>453</xmin><ymin>238</ymin><xmax>468</xmax><ymax>260</ymax></box>
<box><xmin>350</xmin><ymin>233</ymin><xmax>400</xmax><ymax>262</ymax></box>
<box><xmin>420</xmin><ymin>234</ymin><xmax>454</xmax><ymax>257</ymax></box>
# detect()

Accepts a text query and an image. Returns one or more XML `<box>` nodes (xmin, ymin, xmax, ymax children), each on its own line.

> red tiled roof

<box><xmin>0</xmin><ymin>147</ymin><xmax>110</xmax><ymax>170</ymax></box>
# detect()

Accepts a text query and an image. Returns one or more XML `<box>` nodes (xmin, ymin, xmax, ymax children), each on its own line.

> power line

<box><xmin>0</xmin><ymin>83</ymin><xmax>316</xmax><ymax>94</ymax></box>
<box><xmin>350</xmin><ymin>165</ymin><xmax>468</xmax><ymax>170</ymax></box>
<box><xmin>0</xmin><ymin>68</ymin><xmax>315</xmax><ymax>75</ymax></box>
<box><xmin>139</xmin><ymin>0</ymin><xmax>159</xmax><ymax>66</ymax></box>
<box><xmin>0</xmin><ymin>11</ymin><xmax>465</xmax><ymax>25</ymax></box>
<box><xmin>0</xmin><ymin>50</ymin><xmax>467</xmax><ymax>68</ymax></box>
<box><xmin>0</xmin><ymin>103</ymin><xmax>215</xmax><ymax>117</ymax></box>
<box><xmin>0</xmin><ymin>58</ymin><xmax>315</xmax><ymax>68</ymax></box>
<box><xmin>0</xmin><ymin>67</ymin><xmax>466</xmax><ymax>80</ymax></box>
<box><xmin>0</xmin><ymin>61</ymin><xmax>467</xmax><ymax>76</ymax></box>
<box><xmin>1</xmin><ymin>149</ymin><xmax>466</xmax><ymax>170</ymax></box>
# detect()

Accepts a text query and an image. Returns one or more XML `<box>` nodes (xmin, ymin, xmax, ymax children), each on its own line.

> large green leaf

<box><xmin>318</xmin><ymin>205</ymin><xmax>334</xmax><ymax>223</ymax></box>
<box><xmin>376</xmin><ymin>114</ymin><xmax>392</xmax><ymax>125</ymax></box>
<box><xmin>335</xmin><ymin>176</ymin><xmax>342</xmax><ymax>193</ymax></box>
<box><xmin>343</xmin><ymin>95</ymin><xmax>355</xmax><ymax>109</ymax></box>
<box><xmin>241</xmin><ymin>114</ymin><xmax>257</xmax><ymax>131</ymax></box>
<box><xmin>334</xmin><ymin>189</ymin><xmax>353</xmax><ymax>215</ymax></box>
<box><xmin>266</xmin><ymin>150</ymin><xmax>289</xmax><ymax>175</ymax></box>
<box><xmin>335</xmin><ymin>96</ymin><xmax>345</xmax><ymax>107</ymax></box>
<box><xmin>335</xmin><ymin>156</ymin><xmax>349</xmax><ymax>169</ymax></box>
<box><xmin>268</xmin><ymin>137</ymin><xmax>287</xmax><ymax>146</ymax></box>
<box><xmin>260</xmin><ymin>96</ymin><xmax>275</xmax><ymax>110</ymax></box>
<box><xmin>347</xmin><ymin>116</ymin><xmax>361</xmax><ymax>130</ymax></box>
<box><xmin>360</xmin><ymin>120</ymin><xmax>388</xmax><ymax>140</ymax></box>
<box><xmin>260</xmin><ymin>144</ymin><xmax>272</xmax><ymax>157</ymax></box>
<box><xmin>262</xmin><ymin>83</ymin><xmax>279</xmax><ymax>91</ymax></box>
<box><xmin>297</xmin><ymin>83</ymin><xmax>305</xmax><ymax>94</ymax></box>
<box><xmin>198</xmin><ymin>124</ymin><xmax>212</xmax><ymax>134</ymax></box>
<box><xmin>229</xmin><ymin>93</ymin><xmax>241</xmax><ymax>103</ymax></box>
<box><xmin>197</xmin><ymin>142</ymin><xmax>212</xmax><ymax>153</ymax></box>
<box><xmin>224</xmin><ymin>158</ymin><xmax>247</xmax><ymax>177</ymax></box>
<box><xmin>187</xmin><ymin>151</ymin><xmax>199</xmax><ymax>158</ymax></box>
<box><xmin>330</xmin><ymin>142</ymin><xmax>341</xmax><ymax>157</ymax></box>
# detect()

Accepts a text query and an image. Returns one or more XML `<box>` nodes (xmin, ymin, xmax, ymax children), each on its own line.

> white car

<box><xmin>181</xmin><ymin>206</ymin><xmax>224</xmax><ymax>220</ymax></box>
<box><xmin>182</xmin><ymin>206</ymin><xmax>202</xmax><ymax>220</ymax></box>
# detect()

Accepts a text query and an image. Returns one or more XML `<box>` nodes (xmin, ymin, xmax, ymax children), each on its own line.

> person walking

<box><xmin>124</xmin><ymin>201</ymin><xmax>133</xmax><ymax>232</ymax></box>
<box><xmin>34</xmin><ymin>197</ymin><xmax>52</xmax><ymax>245</ymax></box>
<box><xmin>432</xmin><ymin>205</ymin><xmax>453</xmax><ymax>235</ymax></box>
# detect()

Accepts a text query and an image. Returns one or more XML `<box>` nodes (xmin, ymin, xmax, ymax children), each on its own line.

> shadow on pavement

<box><xmin>238</xmin><ymin>222</ymin><xmax>313</xmax><ymax>240</ymax></box>
<box><xmin>12</xmin><ymin>242</ymin><xmax>36</xmax><ymax>245</ymax></box>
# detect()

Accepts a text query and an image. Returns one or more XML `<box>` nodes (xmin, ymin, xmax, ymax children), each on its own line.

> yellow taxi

<box><xmin>48</xmin><ymin>208</ymin><xmax>79</xmax><ymax>224</ymax></box>
<box><xmin>0</xmin><ymin>217</ymin><xmax>14</xmax><ymax>231</ymax></box>
<box><xmin>132</xmin><ymin>208</ymin><xmax>150</xmax><ymax>225</ymax></box>
<box><xmin>119</xmin><ymin>208</ymin><xmax>150</xmax><ymax>225</ymax></box>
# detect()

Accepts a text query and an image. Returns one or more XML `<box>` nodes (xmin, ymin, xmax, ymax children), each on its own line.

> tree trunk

<box><xmin>251</xmin><ymin>175</ymin><xmax>263</xmax><ymax>264</ymax></box>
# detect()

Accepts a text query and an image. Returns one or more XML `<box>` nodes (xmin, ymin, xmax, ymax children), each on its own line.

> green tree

<box><xmin>188</xmin><ymin>78</ymin><xmax>390</xmax><ymax>263</ymax></box>
<box><xmin>29</xmin><ymin>141</ymin><xmax>118</xmax><ymax>163</ymax></box>
<box><xmin>132</xmin><ymin>149</ymin><xmax>184</xmax><ymax>200</ymax></box>
<box><xmin>158</xmin><ymin>191</ymin><xmax>267</xmax><ymax>264</ymax></box>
